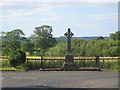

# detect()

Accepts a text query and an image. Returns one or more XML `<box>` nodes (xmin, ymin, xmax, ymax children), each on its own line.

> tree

<box><xmin>9</xmin><ymin>49</ymin><xmax>26</xmax><ymax>67</ymax></box>
<box><xmin>96</xmin><ymin>36</ymin><xmax>104</xmax><ymax>40</ymax></box>
<box><xmin>2</xmin><ymin>29</ymin><xmax>26</xmax><ymax>55</ymax></box>
<box><xmin>45</xmin><ymin>41</ymin><xmax>66</xmax><ymax>56</ymax></box>
<box><xmin>1</xmin><ymin>29</ymin><xmax>27</xmax><ymax>68</ymax></box>
<box><xmin>21</xmin><ymin>41</ymin><xmax>34</xmax><ymax>56</ymax></box>
<box><xmin>45</xmin><ymin>37</ymin><xmax>119</xmax><ymax>57</ymax></box>
<box><xmin>109</xmin><ymin>31</ymin><xmax>120</xmax><ymax>40</ymax></box>
<box><xmin>72</xmin><ymin>39</ymin><xmax>87</xmax><ymax>56</ymax></box>
<box><xmin>30</xmin><ymin>25</ymin><xmax>57</xmax><ymax>56</ymax></box>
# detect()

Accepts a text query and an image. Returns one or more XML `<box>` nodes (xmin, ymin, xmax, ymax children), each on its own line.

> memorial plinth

<box><xmin>62</xmin><ymin>28</ymin><xmax>78</xmax><ymax>70</ymax></box>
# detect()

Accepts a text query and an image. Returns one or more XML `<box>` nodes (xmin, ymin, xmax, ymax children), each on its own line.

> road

<box><xmin>1</xmin><ymin>71</ymin><xmax>118</xmax><ymax>88</ymax></box>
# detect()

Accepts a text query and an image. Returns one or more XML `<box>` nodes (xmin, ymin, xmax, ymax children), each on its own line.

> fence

<box><xmin>1</xmin><ymin>56</ymin><xmax>119</xmax><ymax>70</ymax></box>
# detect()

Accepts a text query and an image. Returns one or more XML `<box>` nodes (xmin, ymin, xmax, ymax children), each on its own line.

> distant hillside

<box><xmin>55</xmin><ymin>36</ymin><xmax>108</xmax><ymax>40</ymax></box>
<box><xmin>0</xmin><ymin>36</ymin><xmax>108</xmax><ymax>41</ymax></box>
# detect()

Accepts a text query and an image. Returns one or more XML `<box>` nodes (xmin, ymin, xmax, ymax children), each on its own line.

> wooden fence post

<box><xmin>96</xmin><ymin>56</ymin><xmax>100</xmax><ymax>70</ymax></box>
<box><xmin>84</xmin><ymin>59</ymin><xmax>85</xmax><ymax>68</ymax></box>
<box><xmin>108</xmin><ymin>63</ymin><xmax>110</xmax><ymax>70</ymax></box>
<box><xmin>102</xmin><ymin>59</ymin><xmax>104</xmax><ymax>69</ymax></box>
<box><xmin>40</xmin><ymin>56</ymin><xmax>43</xmax><ymax>69</ymax></box>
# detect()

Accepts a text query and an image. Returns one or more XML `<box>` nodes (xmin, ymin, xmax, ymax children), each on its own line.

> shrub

<box><xmin>9</xmin><ymin>49</ymin><xmax>26</xmax><ymax>67</ymax></box>
<box><xmin>15</xmin><ymin>64</ymin><xmax>28</xmax><ymax>71</ymax></box>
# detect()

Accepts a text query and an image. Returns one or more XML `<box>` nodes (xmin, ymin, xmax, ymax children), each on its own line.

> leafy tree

<box><xmin>96</xmin><ymin>36</ymin><xmax>104</xmax><ymax>40</ymax></box>
<box><xmin>21</xmin><ymin>41</ymin><xmax>34</xmax><ymax>56</ymax></box>
<box><xmin>72</xmin><ymin>39</ymin><xmax>87</xmax><ymax>56</ymax></box>
<box><xmin>109</xmin><ymin>31</ymin><xmax>120</xmax><ymax>40</ymax></box>
<box><xmin>2</xmin><ymin>29</ymin><xmax>26</xmax><ymax>55</ymax></box>
<box><xmin>30</xmin><ymin>25</ymin><xmax>57</xmax><ymax>56</ymax></box>
<box><xmin>1</xmin><ymin>29</ymin><xmax>27</xmax><ymax>68</ymax></box>
<box><xmin>46</xmin><ymin>37</ymin><xmax>118</xmax><ymax>57</ymax></box>
<box><xmin>45</xmin><ymin>41</ymin><xmax>66</xmax><ymax>56</ymax></box>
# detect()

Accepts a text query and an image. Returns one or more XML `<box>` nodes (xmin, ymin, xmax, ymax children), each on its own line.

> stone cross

<box><xmin>64</xmin><ymin>28</ymin><xmax>74</xmax><ymax>54</ymax></box>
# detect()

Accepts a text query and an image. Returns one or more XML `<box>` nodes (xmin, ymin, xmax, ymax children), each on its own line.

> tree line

<box><xmin>46</xmin><ymin>38</ymin><xmax>119</xmax><ymax>57</ymax></box>
<box><xmin>1</xmin><ymin>25</ymin><xmax>120</xmax><ymax>57</ymax></box>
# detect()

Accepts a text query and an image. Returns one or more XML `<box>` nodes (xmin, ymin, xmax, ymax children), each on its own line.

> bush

<box><xmin>15</xmin><ymin>64</ymin><xmax>28</xmax><ymax>71</ymax></box>
<box><xmin>8</xmin><ymin>49</ymin><xmax>26</xmax><ymax>67</ymax></box>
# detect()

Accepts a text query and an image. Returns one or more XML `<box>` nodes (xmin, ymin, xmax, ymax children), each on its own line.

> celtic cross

<box><xmin>64</xmin><ymin>28</ymin><xmax>74</xmax><ymax>54</ymax></box>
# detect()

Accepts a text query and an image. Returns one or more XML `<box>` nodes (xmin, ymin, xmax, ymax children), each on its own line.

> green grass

<box><xmin>0</xmin><ymin>67</ymin><xmax>18</xmax><ymax>71</ymax></box>
<box><xmin>0</xmin><ymin>68</ymin><xmax>29</xmax><ymax>71</ymax></box>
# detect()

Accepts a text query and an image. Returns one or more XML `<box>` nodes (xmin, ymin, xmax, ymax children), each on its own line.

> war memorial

<box><xmin>1</xmin><ymin>28</ymin><xmax>118</xmax><ymax>89</ymax></box>
<box><xmin>39</xmin><ymin>28</ymin><xmax>101</xmax><ymax>71</ymax></box>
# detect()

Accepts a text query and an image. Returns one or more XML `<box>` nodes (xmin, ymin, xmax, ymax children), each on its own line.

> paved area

<box><xmin>1</xmin><ymin>71</ymin><xmax>118</xmax><ymax>88</ymax></box>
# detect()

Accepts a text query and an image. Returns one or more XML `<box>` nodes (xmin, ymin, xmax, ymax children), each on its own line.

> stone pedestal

<box><xmin>62</xmin><ymin>54</ymin><xmax>78</xmax><ymax>70</ymax></box>
<box><xmin>62</xmin><ymin>28</ymin><xmax>77</xmax><ymax>70</ymax></box>
<box><xmin>64</xmin><ymin>54</ymin><xmax>74</xmax><ymax>62</ymax></box>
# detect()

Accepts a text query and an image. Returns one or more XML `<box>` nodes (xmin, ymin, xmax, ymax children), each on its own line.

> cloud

<box><xmin>87</xmin><ymin>13</ymin><xmax>118</xmax><ymax>21</ymax></box>
<box><xmin>2</xmin><ymin>2</ymin><xmax>117</xmax><ymax>25</ymax></box>
<box><xmin>0</xmin><ymin>0</ymin><xmax>118</xmax><ymax>9</ymax></box>
<box><xmin>2</xmin><ymin>9</ymin><xmax>34</xmax><ymax>18</ymax></box>
<box><xmin>1</xmin><ymin>2</ymin><xmax>79</xmax><ymax>23</ymax></box>
<box><xmin>2</xmin><ymin>2</ymin><xmax>117</xmax><ymax>21</ymax></box>
<box><xmin>2</xmin><ymin>3</ymin><xmax>54</xmax><ymax>18</ymax></box>
<box><xmin>0</xmin><ymin>1</ymin><xmax>117</xmax><ymax>10</ymax></box>
<box><xmin>85</xmin><ymin>0</ymin><xmax>119</xmax><ymax>2</ymax></box>
<box><xmin>1</xmin><ymin>1</ymin><xmax>117</xmax><ymax>37</ymax></box>
<box><xmin>2</xmin><ymin>3</ymin><xmax>65</xmax><ymax>23</ymax></box>
<box><xmin>0</xmin><ymin>2</ymin><xmax>20</xmax><ymax>7</ymax></box>
<box><xmin>0</xmin><ymin>0</ymin><xmax>119</xmax><ymax>3</ymax></box>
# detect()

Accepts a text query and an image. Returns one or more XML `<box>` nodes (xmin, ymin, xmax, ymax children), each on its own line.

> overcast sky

<box><xmin>0</xmin><ymin>0</ymin><xmax>119</xmax><ymax>37</ymax></box>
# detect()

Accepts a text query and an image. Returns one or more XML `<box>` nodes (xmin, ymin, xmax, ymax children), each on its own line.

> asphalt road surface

<box><xmin>1</xmin><ymin>71</ymin><xmax>118</xmax><ymax>88</ymax></box>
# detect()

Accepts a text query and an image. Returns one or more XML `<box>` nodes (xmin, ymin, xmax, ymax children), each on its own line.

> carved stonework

<box><xmin>64</xmin><ymin>28</ymin><xmax>74</xmax><ymax>54</ymax></box>
<box><xmin>62</xmin><ymin>28</ymin><xmax>77</xmax><ymax>70</ymax></box>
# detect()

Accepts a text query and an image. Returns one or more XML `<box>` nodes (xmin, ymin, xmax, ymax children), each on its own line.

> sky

<box><xmin>0</xmin><ymin>0</ymin><xmax>119</xmax><ymax>37</ymax></box>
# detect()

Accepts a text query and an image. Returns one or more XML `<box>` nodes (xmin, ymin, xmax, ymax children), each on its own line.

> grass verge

<box><xmin>0</xmin><ymin>67</ymin><xmax>17</xmax><ymax>71</ymax></box>
<box><xmin>0</xmin><ymin>67</ymin><xmax>27</xmax><ymax>71</ymax></box>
